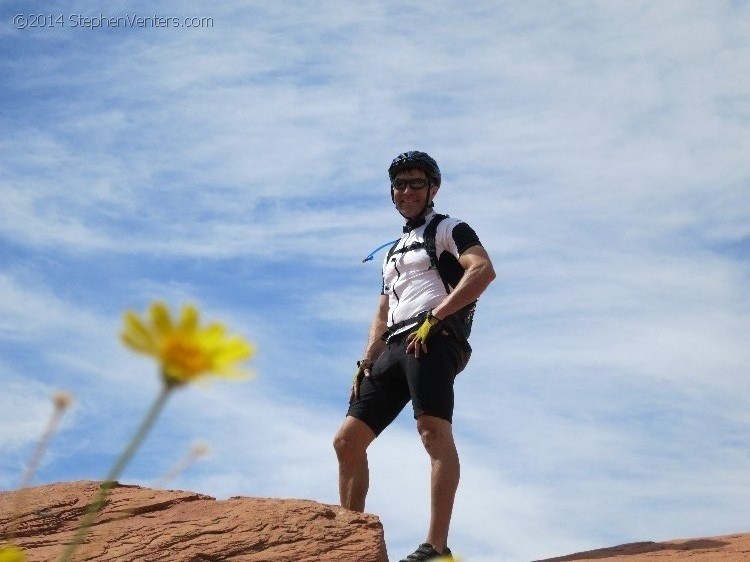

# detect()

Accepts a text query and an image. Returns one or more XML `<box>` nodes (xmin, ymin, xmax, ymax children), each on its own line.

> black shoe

<box><xmin>399</xmin><ymin>543</ymin><xmax>453</xmax><ymax>561</ymax></box>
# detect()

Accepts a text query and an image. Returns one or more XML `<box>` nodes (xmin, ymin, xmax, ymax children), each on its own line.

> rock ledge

<box><xmin>0</xmin><ymin>480</ymin><xmax>388</xmax><ymax>561</ymax></box>
<box><xmin>535</xmin><ymin>532</ymin><xmax>750</xmax><ymax>561</ymax></box>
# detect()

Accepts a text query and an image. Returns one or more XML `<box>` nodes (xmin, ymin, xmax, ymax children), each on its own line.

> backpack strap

<box><xmin>423</xmin><ymin>214</ymin><xmax>450</xmax><ymax>293</ymax></box>
<box><xmin>385</xmin><ymin>240</ymin><xmax>400</xmax><ymax>263</ymax></box>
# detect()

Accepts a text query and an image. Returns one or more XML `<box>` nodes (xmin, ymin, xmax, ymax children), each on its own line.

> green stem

<box><xmin>7</xmin><ymin>407</ymin><xmax>65</xmax><ymax>542</ymax></box>
<box><xmin>57</xmin><ymin>384</ymin><xmax>173</xmax><ymax>562</ymax></box>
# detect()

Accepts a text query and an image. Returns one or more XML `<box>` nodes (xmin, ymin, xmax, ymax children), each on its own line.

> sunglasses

<box><xmin>391</xmin><ymin>178</ymin><xmax>431</xmax><ymax>191</ymax></box>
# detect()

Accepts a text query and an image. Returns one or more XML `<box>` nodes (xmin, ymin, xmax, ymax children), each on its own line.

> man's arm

<box><xmin>362</xmin><ymin>294</ymin><xmax>389</xmax><ymax>364</ymax></box>
<box><xmin>406</xmin><ymin>245</ymin><xmax>495</xmax><ymax>356</ymax></box>
<box><xmin>350</xmin><ymin>295</ymin><xmax>389</xmax><ymax>402</ymax></box>
<box><xmin>432</xmin><ymin>245</ymin><xmax>496</xmax><ymax>320</ymax></box>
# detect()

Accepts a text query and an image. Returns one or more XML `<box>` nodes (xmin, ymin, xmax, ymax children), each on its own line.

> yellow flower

<box><xmin>0</xmin><ymin>545</ymin><xmax>26</xmax><ymax>562</ymax></box>
<box><xmin>120</xmin><ymin>302</ymin><xmax>255</xmax><ymax>386</ymax></box>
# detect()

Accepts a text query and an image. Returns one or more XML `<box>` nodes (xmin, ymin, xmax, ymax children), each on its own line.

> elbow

<box><xmin>468</xmin><ymin>261</ymin><xmax>496</xmax><ymax>292</ymax></box>
<box><xmin>463</xmin><ymin>257</ymin><xmax>496</xmax><ymax>289</ymax></box>
<box><xmin>482</xmin><ymin>261</ymin><xmax>497</xmax><ymax>285</ymax></box>
<box><xmin>486</xmin><ymin>270</ymin><xmax>497</xmax><ymax>290</ymax></box>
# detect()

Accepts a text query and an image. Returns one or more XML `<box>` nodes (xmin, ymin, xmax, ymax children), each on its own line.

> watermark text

<box><xmin>13</xmin><ymin>13</ymin><xmax>214</xmax><ymax>30</ymax></box>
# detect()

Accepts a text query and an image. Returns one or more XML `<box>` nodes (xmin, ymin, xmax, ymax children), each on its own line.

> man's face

<box><xmin>393</xmin><ymin>168</ymin><xmax>438</xmax><ymax>220</ymax></box>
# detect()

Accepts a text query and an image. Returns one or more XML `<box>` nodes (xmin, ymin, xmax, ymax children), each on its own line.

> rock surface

<box><xmin>0</xmin><ymin>481</ymin><xmax>388</xmax><ymax>561</ymax></box>
<box><xmin>3</xmin><ymin>481</ymin><xmax>748</xmax><ymax>561</ymax></box>
<box><xmin>535</xmin><ymin>533</ymin><xmax>750</xmax><ymax>561</ymax></box>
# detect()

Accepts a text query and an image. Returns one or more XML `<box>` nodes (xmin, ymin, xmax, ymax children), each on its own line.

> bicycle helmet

<box><xmin>388</xmin><ymin>151</ymin><xmax>441</xmax><ymax>187</ymax></box>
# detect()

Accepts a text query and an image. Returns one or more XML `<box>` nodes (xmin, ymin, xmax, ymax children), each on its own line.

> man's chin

<box><xmin>398</xmin><ymin>206</ymin><xmax>422</xmax><ymax>220</ymax></box>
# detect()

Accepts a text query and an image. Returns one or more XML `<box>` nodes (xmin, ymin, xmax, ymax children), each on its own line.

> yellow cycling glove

<box><xmin>410</xmin><ymin>312</ymin><xmax>443</xmax><ymax>346</ymax></box>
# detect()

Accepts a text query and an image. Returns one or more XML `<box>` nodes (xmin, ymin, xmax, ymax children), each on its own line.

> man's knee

<box><xmin>332</xmin><ymin>430</ymin><xmax>356</xmax><ymax>461</ymax></box>
<box><xmin>334</xmin><ymin>417</ymin><xmax>375</xmax><ymax>463</ymax></box>
<box><xmin>417</xmin><ymin>415</ymin><xmax>455</xmax><ymax>456</ymax></box>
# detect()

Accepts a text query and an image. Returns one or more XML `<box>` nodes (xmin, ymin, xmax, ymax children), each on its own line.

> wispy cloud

<box><xmin>1</xmin><ymin>1</ymin><xmax>749</xmax><ymax>560</ymax></box>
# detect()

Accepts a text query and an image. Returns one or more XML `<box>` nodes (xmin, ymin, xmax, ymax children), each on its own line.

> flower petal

<box><xmin>199</xmin><ymin>323</ymin><xmax>228</xmax><ymax>347</ymax></box>
<box><xmin>213</xmin><ymin>338</ymin><xmax>255</xmax><ymax>366</ymax></box>
<box><xmin>149</xmin><ymin>302</ymin><xmax>173</xmax><ymax>337</ymax></box>
<box><xmin>121</xmin><ymin>312</ymin><xmax>158</xmax><ymax>353</ymax></box>
<box><xmin>0</xmin><ymin>545</ymin><xmax>27</xmax><ymax>562</ymax></box>
<box><xmin>178</xmin><ymin>305</ymin><xmax>199</xmax><ymax>333</ymax></box>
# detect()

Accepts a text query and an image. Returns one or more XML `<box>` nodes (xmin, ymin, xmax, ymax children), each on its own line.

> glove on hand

<box><xmin>406</xmin><ymin>312</ymin><xmax>443</xmax><ymax>356</ymax></box>
<box><xmin>349</xmin><ymin>359</ymin><xmax>373</xmax><ymax>404</ymax></box>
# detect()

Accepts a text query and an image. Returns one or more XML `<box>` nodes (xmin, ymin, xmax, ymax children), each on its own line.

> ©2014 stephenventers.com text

<box><xmin>13</xmin><ymin>13</ymin><xmax>214</xmax><ymax>30</ymax></box>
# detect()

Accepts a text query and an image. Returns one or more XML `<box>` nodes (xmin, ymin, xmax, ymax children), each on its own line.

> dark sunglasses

<box><xmin>391</xmin><ymin>178</ymin><xmax>430</xmax><ymax>191</ymax></box>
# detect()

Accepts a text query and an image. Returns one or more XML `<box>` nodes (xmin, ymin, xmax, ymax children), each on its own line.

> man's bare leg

<box><xmin>417</xmin><ymin>415</ymin><xmax>460</xmax><ymax>553</ymax></box>
<box><xmin>333</xmin><ymin>416</ymin><xmax>376</xmax><ymax>512</ymax></box>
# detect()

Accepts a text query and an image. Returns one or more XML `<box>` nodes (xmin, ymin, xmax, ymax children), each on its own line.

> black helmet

<box><xmin>388</xmin><ymin>150</ymin><xmax>441</xmax><ymax>187</ymax></box>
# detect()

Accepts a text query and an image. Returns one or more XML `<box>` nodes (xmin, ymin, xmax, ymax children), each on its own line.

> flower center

<box><xmin>161</xmin><ymin>336</ymin><xmax>212</xmax><ymax>376</ymax></box>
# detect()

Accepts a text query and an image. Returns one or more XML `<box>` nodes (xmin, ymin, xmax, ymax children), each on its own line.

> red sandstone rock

<box><xmin>536</xmin><ymin>533</ymin><xmax>750</xmax><ymax>561</ymax></box>
<box><xmin>4</xmin><ymin>481</ymin><xmax>748</xmax><ymax>561</ymax></box>
<box><xmin>0</xmin><ymin>481</ymin><xmax>388</xmax><ymax>561</ymax></box>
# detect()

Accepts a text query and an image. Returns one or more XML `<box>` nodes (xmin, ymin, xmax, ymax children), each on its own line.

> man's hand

<box><xmin>349</xmin><ymin>359</ymin><xmax>373</xmax><ymax>404</ymax></box>
<box><xmin>406</xmin><ymin>312</ymin><xmax>443</xmax><ymax>357</ymax></box>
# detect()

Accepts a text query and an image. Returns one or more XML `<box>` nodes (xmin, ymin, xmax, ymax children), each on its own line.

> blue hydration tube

<box><xmin>362</xmin><ymin>239</ymin><xmax>400</xmax><ymax>263</ymax></box>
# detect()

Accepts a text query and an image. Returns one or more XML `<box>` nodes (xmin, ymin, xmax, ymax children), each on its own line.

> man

<box><xmin>333</xmin><ymin>151</ymin><xmax>496</xmax><ymax>561</ymax></box>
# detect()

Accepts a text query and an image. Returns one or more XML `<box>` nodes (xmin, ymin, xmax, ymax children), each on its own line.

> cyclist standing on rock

<box><xmin>333</xmin><ymin>151</ymin><xmax>496</xmax><ymax>561</ymax></box>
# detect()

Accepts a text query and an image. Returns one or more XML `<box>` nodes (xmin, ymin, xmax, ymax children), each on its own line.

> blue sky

<box><xmin>1</xmin><ymin>1</ymin><xmax>749</xmax><ymax>560</ymax></box>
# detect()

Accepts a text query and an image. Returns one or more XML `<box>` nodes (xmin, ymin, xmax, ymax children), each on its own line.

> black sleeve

<box><xmin>452</xmin><ymin>222</ymin><xmax>482</xmax><ymax>255</ymax></box>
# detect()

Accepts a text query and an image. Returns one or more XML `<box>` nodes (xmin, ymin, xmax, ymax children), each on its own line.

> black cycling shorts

<box><xmin>347</xmin><ymin>331</ymin><xmax>471</xmax><ymax>436</ymax></box>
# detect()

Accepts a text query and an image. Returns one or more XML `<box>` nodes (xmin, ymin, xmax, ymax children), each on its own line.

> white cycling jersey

<box><xmin>381</xmin><ymin>210</ymin><xmax>481</xmax><ymax>330</ymax></box>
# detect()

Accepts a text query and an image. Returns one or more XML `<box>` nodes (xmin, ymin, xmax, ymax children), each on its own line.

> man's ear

<box><xmin>430</xmin><ymin>185</ymin><xmax>439</xmax><ymax>200</ymax></box>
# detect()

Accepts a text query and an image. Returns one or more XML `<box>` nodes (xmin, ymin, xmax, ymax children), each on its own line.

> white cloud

<box><xmin>1</xmin><ymin>2</ymin><xmax>749</xmax><ymax>560</ymax></box>
<box><xmin>0</xmin><ymin>375</ymin><xmax>58</xmax><ymax>453</ymax></box>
